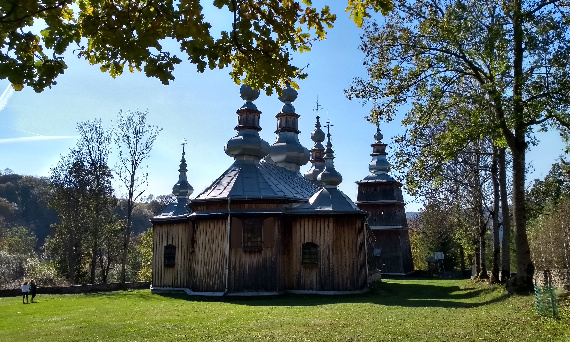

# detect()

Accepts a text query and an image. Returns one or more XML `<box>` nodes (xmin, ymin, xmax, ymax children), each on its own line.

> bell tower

<box><xmin>356</xmin><ymin>125</ymin><xmax>413</xmax><ymax>275</ymax></box>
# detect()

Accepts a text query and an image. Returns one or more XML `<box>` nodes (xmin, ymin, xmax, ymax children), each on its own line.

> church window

<box><xmin>302</xmin><ymin>242</ymin><xmax>319</xmax><ymax>265</ymax></box>
<box><xmin>243</xmin><ymin>218</ymin><xmax>263</xmax><ymax>250</ymax></box>
<box><xmin>164</xmin><ymin>244</ymin><xmax>176</xmax><ymax>267</ymax></box>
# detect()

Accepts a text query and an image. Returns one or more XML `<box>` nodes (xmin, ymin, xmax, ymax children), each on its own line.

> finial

<box><xmin>324</xmin><ymin>121</ymin><xmax>334</xmax><ymax>138</ymax></box>
<box><xmin>374</xmin><ymin>122</ymin><xmax>383</xmax><ymax>143</ymax></box>
<box><xmin>181</xmin><ymin>138</ymin><xmax>187</xmax><ymax>155</ymax></box>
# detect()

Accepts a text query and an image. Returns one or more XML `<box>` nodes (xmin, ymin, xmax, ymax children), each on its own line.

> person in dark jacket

<box><xmin>29</xmin><ymin>280</ymin><xmax>37</xmax><ymax>303</ymax></box>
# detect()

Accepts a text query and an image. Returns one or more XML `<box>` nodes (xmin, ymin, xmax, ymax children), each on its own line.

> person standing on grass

<box><xmin>29</xmin><ymin>280</ymin><xmax>37</xmax><ymax>303</ymax></box>
<box><xmin>21</xmin><ymin>281</ymin><xmax>29</xmax><ymax>304</ymax></box>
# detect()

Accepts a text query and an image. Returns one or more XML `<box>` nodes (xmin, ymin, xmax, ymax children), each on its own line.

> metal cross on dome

<box><xmin>181</xmin><ymin>138</ymin><xmax>187</xmax><ymax>154</ymax></box>
<box><xmin>324</xmin><ymin>121</ymin><xmax>334</xmax><ymax>136</ymax></box>
<box><xmin>313</xmin><ymin>96</ymin><xmax>323</xmax><ymax>114</ymax></box>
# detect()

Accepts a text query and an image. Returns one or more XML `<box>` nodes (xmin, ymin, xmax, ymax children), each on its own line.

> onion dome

<box><xmin>304</xmin><ymin>115</ymin><xmax>326</xmax><ymax>181</ymax></box>
<box><xmin>368</xmin><ymin>125</ymin><xmax>392</xmax><ymax>178</ymax></box>
<box><xmin>268</xmin><ymin>83</ymin><xmax>310</xmax><ymax>172</ymax></box>
<box><xmin>172</xmin><ymin>140</ymin><xmax>194</xmax><ymax>199</ymax></box>
<box><xmin>225</xmin><ymin>85</ymin><xmax>270</xmax><ymax>161</ymax></box>
<box><xmin>316</xmin><ymin>122</ymin><xmax>342</xmax><ymax>188</ymax></box>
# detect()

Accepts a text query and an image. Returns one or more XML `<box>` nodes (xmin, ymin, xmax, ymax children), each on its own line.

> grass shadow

<box><xmin>154</xmin><ymin>280</ymin><xmax>511</xmax><ymax>309</ymax></box>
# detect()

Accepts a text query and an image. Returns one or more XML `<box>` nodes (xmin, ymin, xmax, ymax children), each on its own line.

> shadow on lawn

<box><xmin>156</xmin><ymin>281</ymin><xmax>510</xmax><ymax>309</ymax></box>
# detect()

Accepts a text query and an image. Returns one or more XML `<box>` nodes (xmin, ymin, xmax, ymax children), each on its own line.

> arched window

<box><xmin>164</xmin><ymin>244</ymin><xmax>176</xmax><ymax>267</ymax></box>
<box><xmin>302</xmin><ymin>242</ymin><xmax>319</xmax><ymax>265</ymax></box>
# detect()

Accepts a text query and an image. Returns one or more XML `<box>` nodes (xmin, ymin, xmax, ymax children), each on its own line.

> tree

<box><xmin>1</xmin><ymin>0</ymin><xmax>393</xmax><ymax>93</ymax></box>
<box><xmin>114</xmin><ymin>110</ymin><xmax>161</xmax><ymax>284</ymax></box>
<box><xmin>49</xmin><ymin>119</ymin><xmax>117</xmax><ymax>284</ymax></box>
<box><xmin>347</xmin><ymin>0</ymin><xmax>570</xmax><ymax>292</ymax></box>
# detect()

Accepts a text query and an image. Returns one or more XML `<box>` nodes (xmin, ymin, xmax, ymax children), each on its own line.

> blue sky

<box><xmin>0</xmin><ymin>3</ymin><xmax>566</xmax><ymax>212</ymax></box>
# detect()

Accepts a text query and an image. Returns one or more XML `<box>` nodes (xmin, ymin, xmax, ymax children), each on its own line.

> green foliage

<box><xmin>526</xmin><ymin>160</ymin><xmax>570</xmax><ymax>221</ymax></box>
<box><xmin>0</xmin><ymin>226</ymin><xmax>37</xmax><ymax>256</ymax></box>
<box><xmin>114</xmin><ymin>109</ymin><xmax>161</xmax><ymax>284</ymax></box>
<box><xmin>1</xmin><ymin>0</ymin><xmax>393</xmax><ymax>94</ymax></box>
<box><xmin>347</xmin><ymin>0</ymin><xmax>570</xmax><ymax>292</ymax></box>
<box><xmin>135</xmin><ymin>228</ymin><xmax>153</xmax><ymax>282</ymax></box>
<box><xmin>48</xmin><ymin>119</ymin><xmax>118</xmax><ymax>284</ymax></box>
<box><xmin>528</xmin><ymin>196</ymin><xmax>570</xmax><ymax>271</ymax></box>
<box><xmin>411</xmin><ymin>201</ymin><xmax>464</xmax><ymax>271</ymax></box>
<box><xmin>0</xmin><ymin>280</ymin><xmax>568</xmax><ymax>341</ymax></box>
<box><xmin>0</xmin><ymin>173</ymin><xmax>58</xmax><ymax>244</ymax></box>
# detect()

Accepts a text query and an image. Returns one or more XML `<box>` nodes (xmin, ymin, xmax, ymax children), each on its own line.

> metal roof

<box><xmin>193</xmin><ymin>159</ymin><xmax>320</xmax><ymax>202</ymax></box>
<box><xmin>152</xmin><ymin>198</ymin><xmax>191</xmax><ymax>222</ymax></box>
<box><xmin>292</xmin><ymin>188</ymin><xmax>364</xmax><ymax>214</ymax></box>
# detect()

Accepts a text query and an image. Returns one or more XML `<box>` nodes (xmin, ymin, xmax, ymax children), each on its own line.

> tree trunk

<box><xmin>490</xmin><ymin>146</ymin><xmax>501</xmax><ymax>283</ymax></box>
<box><xmin>499</xmin><ymin>147</ymin><xmax>511</xmax><ymax>283</ymax></box>
<box><xmin>509</xmin><ymin>0</ymin><xmax>534</xmax><ymax>292</ymax></box>
<box><xmin>475</xmin><ymin>148</ymin><xmax>488</xmax><ymax>280</ymax></box>
<box><xmin>475</xmin><ymin>245</ymin><xmax>481</xmax><ymax>277</ymax></box>
<box><xmin>511</xmin><ymin>142</ymin><xmax>534</xmax><ymax>291</ymax></box>
<box><xmin>460</xmin><ymin>245</ymin><xmax>466</xmax><ymax>277</ymax></box>
<box><xmin>120</xmin><ymin>193</ymin><xmax>134</xmax><ymax>285</ymax></box>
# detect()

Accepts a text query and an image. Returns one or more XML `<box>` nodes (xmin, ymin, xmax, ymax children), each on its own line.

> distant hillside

<box><xmin>0</xmin><ymin>171</ymin><xmax>172</xmax><ymax>246</ymax></box>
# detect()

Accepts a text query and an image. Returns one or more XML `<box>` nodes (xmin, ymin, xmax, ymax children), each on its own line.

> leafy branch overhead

<box><xmin>0</xmin><ymin>0</ymin><xmax>393</xmax><ymax>94</ymax></box>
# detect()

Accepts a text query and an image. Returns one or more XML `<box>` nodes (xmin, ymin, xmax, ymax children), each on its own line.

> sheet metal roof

<box><xmin>292</xmin><ymin>188</ymin><xmax>364</xmax><ymax>214</ymax></box>
<box><xmin>193</xmin><ymin>159</ymin><xmax>320</xmax><ymax>202</ymax></box>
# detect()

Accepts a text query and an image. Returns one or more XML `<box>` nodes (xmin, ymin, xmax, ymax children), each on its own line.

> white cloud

<box><xmin>0</xmin><ymin>85</ymin><xmax>14</xmax><ymax>112</ymax></box>
<box><xmin>0</xmin><ymin>136</ymin><xmax>78</xmax><ymax>144</ymax></box>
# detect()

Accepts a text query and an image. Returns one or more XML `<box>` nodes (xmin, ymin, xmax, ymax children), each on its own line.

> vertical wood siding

<box><xmin>228</xmin><ymin>216</ymin><xmax>280</xmax><ymax>292</ymax></box>
<box><xmin>152</xmin><ymin>222</ymin><xmax>191</xmax><ymax>288</ymax></box>
<box><xmin>189</xmin><ymin>219</ymin><xmax>227</xmax><ymax>292</ymax></box>
<box><xmin>288</xmin><ymin>216</ymin><xmax>367</xmax><ymax>291</ymax></box>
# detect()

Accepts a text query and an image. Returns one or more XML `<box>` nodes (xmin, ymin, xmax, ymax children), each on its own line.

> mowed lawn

<box><xmin>0</xmin><ymin>279</ymin><xmax>568</xmax><ymax>342</ymax></box>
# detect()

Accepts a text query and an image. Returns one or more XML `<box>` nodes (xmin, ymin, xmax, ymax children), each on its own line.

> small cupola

<box><xmin>316</xmin><ymin>122</ymin><xmax>342</xmax><ymax>188</ymax></box>
<box><xmin>172</xmin><ymin>140</ymin><xmax>194</xmax><ymax>200</ymax></box>
<box><xmin>304</xmin><ymin>115</ymin><xmax>326</xmax><ymax>181</ymax></box>
<box><xmin>225</xmin><ymin>85</ymin><xmax>270</xmax><ymax>161</ymax></box>
<box><xmin>267</xmin><ymin>83</ymin><xmax>310</xmax><ymax>172</ymax></box>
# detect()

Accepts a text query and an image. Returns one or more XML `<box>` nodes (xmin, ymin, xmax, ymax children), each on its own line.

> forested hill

<box><xmin>0</xmin><ymin>172</ymin><xmax>57</xmax><ymax>244</ymax></box>
<box><xmin>0</xmin><ymin>170</ymin><xmax>169</xmax><ymax>246</ymax></box>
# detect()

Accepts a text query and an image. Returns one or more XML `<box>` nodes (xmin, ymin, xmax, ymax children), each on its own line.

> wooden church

<box><xmin>151</xmin><ymin>85</ymin><xmax>370</xmax><ymax>295</ymax></box>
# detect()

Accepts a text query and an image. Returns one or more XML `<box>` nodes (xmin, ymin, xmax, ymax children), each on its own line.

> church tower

<box><xmin>355</xmin><ymin>125</ymin><xmax>414</xmax><ymax>275</ymax></box>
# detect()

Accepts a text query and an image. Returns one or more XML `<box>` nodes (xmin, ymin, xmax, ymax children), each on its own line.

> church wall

<box><xmin>188</xmin><ymin>218</ymin><xmax>227</xmax><ymax>292</ymax></box>
<box><xmin>286</xmin><ymin>216</ymin><xmax>367</xmax><ymax>291</ymax></box>
<box><xmin>227</xmin><ymin>216</ymin><xmax>281</xmax><ymax>292</ymax></box>
<box><xmin>152</xmin><ymin>221</ymin><xmax>191</xmax><ymax>288</ymax></box>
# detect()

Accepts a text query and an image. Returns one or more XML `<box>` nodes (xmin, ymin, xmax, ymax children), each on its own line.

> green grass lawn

<box><xmin>0</xmin><ymin>279</ymin><xmax>568</xmax><ymax>341</ymax></box>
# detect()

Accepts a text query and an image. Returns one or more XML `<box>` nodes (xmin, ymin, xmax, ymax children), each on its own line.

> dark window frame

<box><xmin>242</xmin><ymin>217</ymin><xmax>263</xmax><ymax>251</ymax></box>
<box><xmin>301</xmin><ymin>242</ymin><xmax>319</xmax><ymax>265</ymax></box>
<box><xmin>164</xmin><ymin>244</ymin><xmax>176</xmax><ymax>267</ymax></box>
